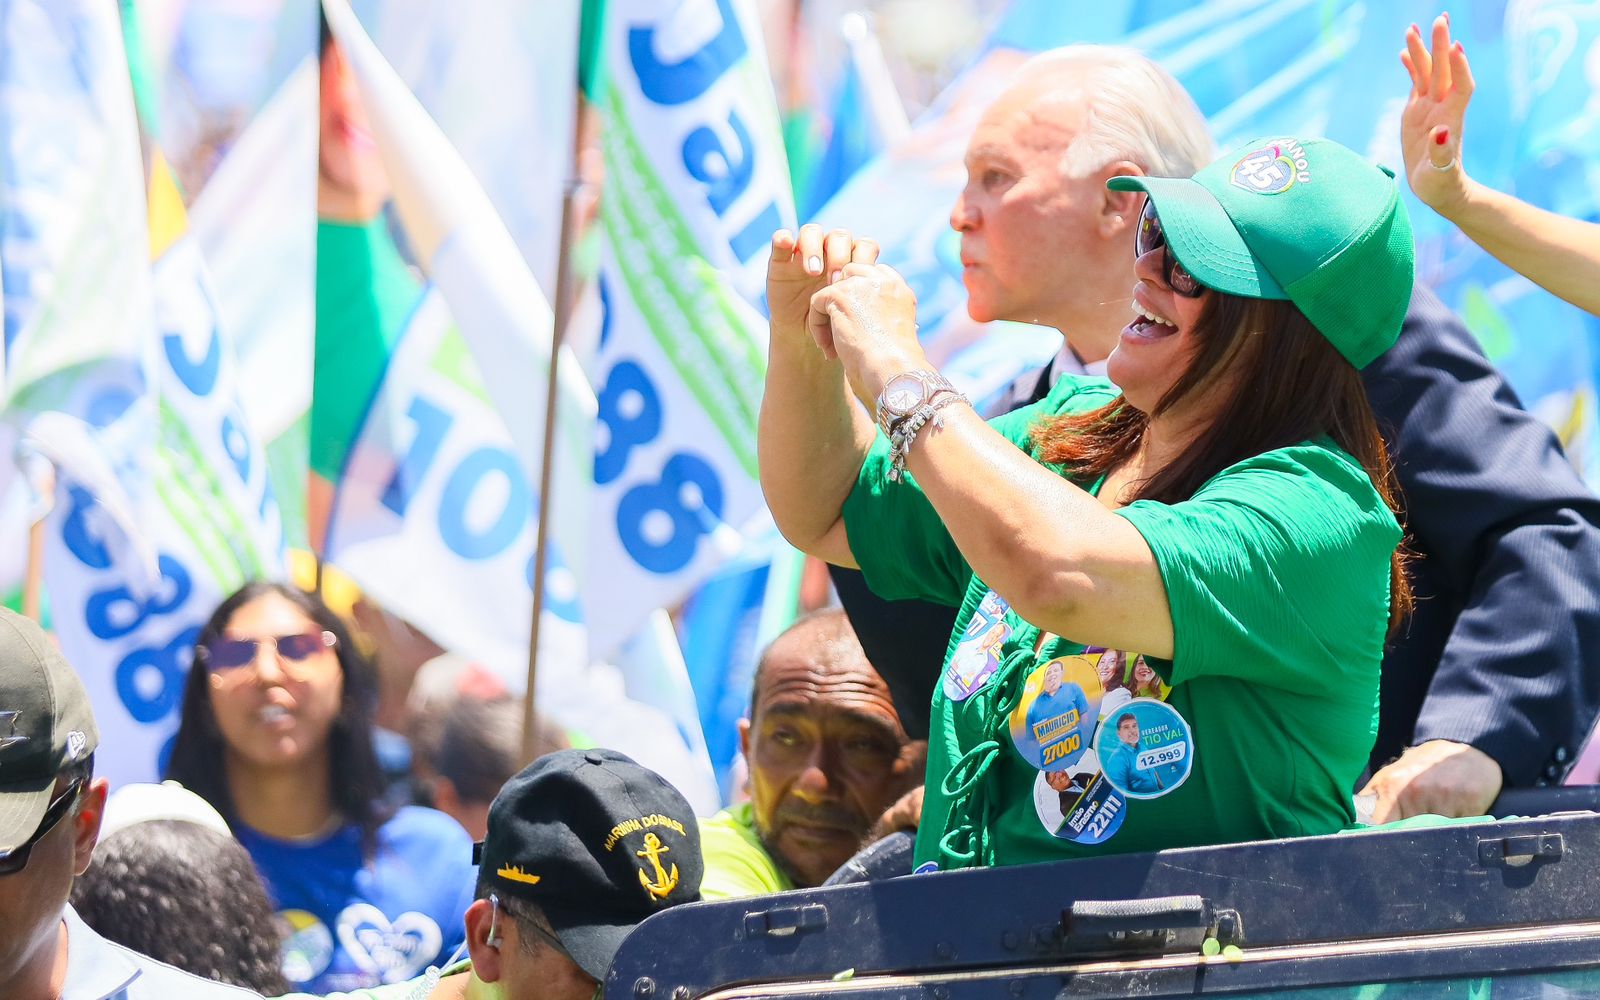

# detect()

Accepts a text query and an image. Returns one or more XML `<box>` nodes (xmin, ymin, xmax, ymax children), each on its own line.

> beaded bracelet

<box><xmin>887</xmin><ymin>391</ymin><xmax>967</xmax><ymax>482</ymax></box>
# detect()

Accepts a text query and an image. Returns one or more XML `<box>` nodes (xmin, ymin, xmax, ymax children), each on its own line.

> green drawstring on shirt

<box><xmin>937</xmin><ymin>647</ymin><xmax>1035</xmax><ymax>869</ymax></box>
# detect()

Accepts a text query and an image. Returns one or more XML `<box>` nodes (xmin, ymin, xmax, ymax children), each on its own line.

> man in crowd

<box><xmin>833</xmin><ymin>44</ymin><xmax>1600</xmax><ymax>826</ymax></box>
<box><xmin>420</xmin><ymin>696</ymin><xmax>568</xmax><ymax>840</ymax></box>
<box><xmin>0</xmin><ymin>608</ymin><xmax>258</xmax><ymax>999</ymax></box>
<box><xmin>283</xmin><ymin>748</ymin><xmax>703</xmax><ymax>1000</ymax></box>
<box><xmin>701</xmin><ymin>610</ymin><xmax>915</xmax><ymax>898</ymax></box>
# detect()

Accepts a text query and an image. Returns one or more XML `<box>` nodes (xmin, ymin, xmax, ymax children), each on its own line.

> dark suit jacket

<box><xmin>831</xmin><ymin>285</ymin><xmax>1600</xmax><ymax>787</ymax></box>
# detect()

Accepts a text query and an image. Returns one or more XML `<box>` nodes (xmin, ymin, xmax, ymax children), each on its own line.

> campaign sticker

<box><xmin>279</xmin><ymin>909</ymin><xmax>335</xmax><ymax>985</ymax></box>
<box><xmin>1033</xmin><ymin>767</ymin><xmax>1126</xmax><ymax>845</ymax></box>
<box><xmin>944</xmin><ymin>590</ymin><xmax>1012</xmax><ymax>701</ymax></box>
<box><xmin>1008</xmin><ymin>656</ymin><xmax>1098</xmax><ymax>771</ymax></box>
<box><xmin>1087</xmin><ymin>648</ymin><xmax>1168</xmax><ymax>720</ymax></box>
<box><xmin>1095</xmin><ymin>698</ymin><xmax>1192</xmax><ymax>800</ymax></box>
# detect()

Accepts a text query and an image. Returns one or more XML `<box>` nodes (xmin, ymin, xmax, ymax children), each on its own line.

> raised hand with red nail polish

<box><xmin>1399</xmin><ymin>14</ymin><xmax>1474</xmax><ymax>214</ymax></box>
<box><xmin>1398</xmin><ymin>13</ymin><xmax>1600</xmax><ymax>315</ymax></box>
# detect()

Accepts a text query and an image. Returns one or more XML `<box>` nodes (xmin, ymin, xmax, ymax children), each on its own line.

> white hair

<box><xmin>1011</xmin><ymin>45</ymin><xmax>1215</xmax><ymax>180</ymax></box>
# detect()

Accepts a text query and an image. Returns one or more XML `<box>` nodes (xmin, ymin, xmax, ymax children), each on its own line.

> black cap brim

<box><xmin>546</xmin><ymin>908</ymin><xmax>637</xmax><ymax>982</ymax></box>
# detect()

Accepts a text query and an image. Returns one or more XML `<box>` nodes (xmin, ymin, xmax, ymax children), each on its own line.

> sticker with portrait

<box><xmin>1008</xmin><ymin>655</ymin><xmax>1101</xmax><ymax>771</ymax></box>
<box><xmin>1032</xmin><ymin>766</ymin><xmax>1126</xmax><ymax>846</ymax></box>
<box><xmin>1094</xmin><ymin>698</ymin><xmax>1193</xmax><ymax>800</ymax></box>
<box><xmin>943</xmin><ymin>590</ymin><xmax>1013</xmax><ymax>701</ymax></box>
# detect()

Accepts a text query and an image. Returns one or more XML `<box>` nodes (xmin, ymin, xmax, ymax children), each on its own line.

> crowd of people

<box><xmin>5</xmin><ymin>16</ymin><xmax>1600</xmax><ymax>999</ymax></box>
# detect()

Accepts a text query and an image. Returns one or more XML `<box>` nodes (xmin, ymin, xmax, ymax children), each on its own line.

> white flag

<box><xmin>588</xmin><ymin>0</ymin><xmax>796</xmax><ymax>653</ymax></box>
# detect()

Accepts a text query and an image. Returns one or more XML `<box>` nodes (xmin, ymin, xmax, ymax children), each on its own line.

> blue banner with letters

<box><xmin>587</xmin><ymin>0</ymin><xmax>797</xmax><ymax>653</ymax></box>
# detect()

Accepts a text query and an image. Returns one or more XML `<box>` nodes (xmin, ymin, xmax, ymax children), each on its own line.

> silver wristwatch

<box><xmin>875</xmin><ymin>370</ymin><xmax>957</xmax><ymax>437</ymax></box>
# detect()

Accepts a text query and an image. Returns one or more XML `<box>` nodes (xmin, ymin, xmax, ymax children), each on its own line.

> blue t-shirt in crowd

<box><xmin>236</xmin><ymin>805</ymin><xmax>475</xmax><ymax>993</ymax></box>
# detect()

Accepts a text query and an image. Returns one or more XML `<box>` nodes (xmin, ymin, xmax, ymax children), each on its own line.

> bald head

<box><xmin>751</xmin><ymin>609</ymin><xmax>885</xmax><ymax>713</ymax></box>
<box><xmin>739</xmin><ymin>609</ymin><xmax>911</xmax><ymax>887</ymax></box>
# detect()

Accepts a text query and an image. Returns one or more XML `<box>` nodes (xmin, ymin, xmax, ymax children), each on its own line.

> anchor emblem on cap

<box><xmin>635</xmin><ymin>832</ymin><xmax>679</xmax><ymax>899</ymax></box>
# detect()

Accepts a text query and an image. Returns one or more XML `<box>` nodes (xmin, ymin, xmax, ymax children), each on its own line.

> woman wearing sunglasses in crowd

<box><xmin>759</xmin><ymin>137</ymin><xmax>1415</xmax><ymax>871</ymax></box>
<box><xmin>166</xmin><ymin>582</ymin><xmax>474</xmax><ymax>992</ymax></box>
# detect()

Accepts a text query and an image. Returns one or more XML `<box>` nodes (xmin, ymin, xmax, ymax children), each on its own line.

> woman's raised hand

<box><xmin>767</xmin><ymin>224</ymin><xmax>879</xmax><ymax>339</ymax></box>
<box><xmin>1400</xmin><ymin>15</ymin><xmax>1476</xmax><ymax>216</ymax></box>
<box><xmin>808</xmin><ymin>261</ymin><xmax>925</xmax><ymax>410</ymax></box>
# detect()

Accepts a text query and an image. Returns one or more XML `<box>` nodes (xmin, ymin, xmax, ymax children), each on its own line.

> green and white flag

<box><xmin>587</xmin><ymin>0</ymin><xmax>794</xmax><ymax>652</ymax></box>
<box><xmin>3</xmin><ymin>0</ymin><xmax>287</xmax><ymax>786</ymax></box>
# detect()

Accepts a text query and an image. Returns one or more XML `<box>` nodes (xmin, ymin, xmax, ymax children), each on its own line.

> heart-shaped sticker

<box><xmin>335</xmin><ymin>902</ymin><xmax>444</xmax><ymax>984</ymax></box>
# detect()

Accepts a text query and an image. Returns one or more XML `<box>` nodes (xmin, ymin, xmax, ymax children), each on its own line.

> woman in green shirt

<box><xmin>758</xmin><ymin>137</ymin><xmax>1416</xmax><ymax>872</ymax></box>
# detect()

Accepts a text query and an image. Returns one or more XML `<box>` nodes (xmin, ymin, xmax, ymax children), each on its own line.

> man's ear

<box><xmin>737</xmin><ymin>718</ymin><xmax>752</xmax><ymax>762</ymax></box>
<box><xmin>464</xmin><ymin>898</ymin><xmax>503</xmax><ymax>983</ymax></box>
<box><xmin>1095</xmin><ymin>160</ymin><xmax>1146</xmax><ymax>239</ymax></box>
<box><xmin>72</xmin><ymin>778</ymin><xmax>109</xmax><ymax>877</ymax></box>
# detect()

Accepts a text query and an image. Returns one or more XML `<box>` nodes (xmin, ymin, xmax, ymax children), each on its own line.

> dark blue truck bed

<box><xmin>608</xmin><ymin>804</ymin><xmax>1600</xmax><ymax>999</ymax></box>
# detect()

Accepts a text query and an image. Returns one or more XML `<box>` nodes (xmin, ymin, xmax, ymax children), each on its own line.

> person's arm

<box><xmin>757</xmin><ymin>226</ymin><xmax>880</xmax><ymax>566</ymax></box>
<box><xmin>1400</xmin><ymin>17</ymin><xmax>1600</xmax><ymax>316</ymax></box>
<box><xmin>1358</xmin><ymin>287</ymin><xmax>1600</xmax><ymax>821</ymax></box>
<box><xmin>806</xmin><ymin>262</ymin><xmax>1176</xmax><ymax>658</ymax></box>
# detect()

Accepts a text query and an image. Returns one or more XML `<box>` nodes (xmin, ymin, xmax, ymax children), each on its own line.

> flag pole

<box><xmin>22</xmin><ymin>518</ymin><xmax>46</xmax><ymax>623</ymax></box>
<box><xmin>524</xmin><ymin>10</ymin><xmax>591</xmax><ymax>766</ymax></box>
<box><xmin>21</xmin><ymin>462</ymin><xmax>54</xmax><ymax>624</ymax></box>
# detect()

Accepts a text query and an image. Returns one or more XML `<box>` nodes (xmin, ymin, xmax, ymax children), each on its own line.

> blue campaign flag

<box><xmin>802</xmin><ymin>13</ymin><xmax>909</xmax><ymax>222</ymax></box>
<box><xmin>802</xmin><ymin>53</ymin><xmax>877</xmax><ymax>220</ymax></box>
<box><xmin>680</xmin><ymin>556</ymin><xmax>770</xmax><ymax>798</ymax></box>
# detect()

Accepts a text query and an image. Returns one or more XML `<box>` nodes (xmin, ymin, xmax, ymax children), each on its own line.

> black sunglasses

<box><xmin>1135</xmin><ymin>201</ymin><xmax>1205</xmax><ymax>298</ymax></box>
<box><xmin>0</xmin><ymin>778</ymin><xmax>85</xmax><ymax>876</ymax></box>
<box><xmin>198</xmin><ymin>630</ymin><xmax>337</xmax><ymax>672</ymax></box>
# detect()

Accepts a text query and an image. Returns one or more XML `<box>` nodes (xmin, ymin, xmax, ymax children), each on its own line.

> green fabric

<box><xmin>1108</xmin><ymin>137</ymin><xmax>1414</xmax><ymax>368</ymax></box>
<box><xmin>579</xmin><ymin>0</ymin><xmax>610</xmax><ymax>101</ymax></box>
<box><xmin>1342</xmin><ymin>813</ymin><xmax>1493</xmax><ymax>834</ymax></box>
<box><xmin>273</xmin><ymin>960</ymin><xmax>471</xmax><ymax>999</ymax></box>
<box><xmin>783</xmin><ymin>108</ymin><xmax>826</xmax><ymax>214</ymax></box>
<box><xmin>699</xmin><ymin>802</ymin><xmax>794</xmax><ymax>900</ymax></box>
<box><xmin>267</xmin><ymin>413</ymin><xmax>311</xmax><ymax>552</ymax></box>
<box><xmin>311</xmin><ymin>218</ymin><xmax>423</xmax><ymax>483</ymax></box>
<box><xmin>118</xmin><ymin>0</ymin><xmax>162</xmax><ymax>140</ymax></box>
<box><xmin>842</xmin><ymin>375</ymin><xmax>1400</xmax><ymax>872</ymax></box>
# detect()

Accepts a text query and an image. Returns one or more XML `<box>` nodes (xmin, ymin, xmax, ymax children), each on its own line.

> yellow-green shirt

<box><xmin>699</xmin><ymin>802</ymin><xmax>794</xmax><ymax>900</ymax></box>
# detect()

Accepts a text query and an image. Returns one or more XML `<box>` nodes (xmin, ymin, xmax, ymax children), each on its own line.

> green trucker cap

<box><xmin>1109</xmin><ymin>136</ymin><xmax>1414</xmax><ymax>369</ymax></box>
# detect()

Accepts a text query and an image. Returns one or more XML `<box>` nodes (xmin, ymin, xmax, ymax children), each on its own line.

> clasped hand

<box><xmin>768</xmin><ymin>224</ymin><xmax>928</xmax><ymax>410</ymax></box>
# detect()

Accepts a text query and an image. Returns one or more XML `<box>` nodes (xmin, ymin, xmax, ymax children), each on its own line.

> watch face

<box><xmin>884</xmin><ymin>375</ymin><xmax>924</xmax><ymax>416</ymax></box>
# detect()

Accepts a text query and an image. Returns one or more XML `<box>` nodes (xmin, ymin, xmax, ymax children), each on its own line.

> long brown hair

<box><xmin>1036</xmin><ymin>293</ymin><xmax>1413</xmax><ymax>630</ymax></box>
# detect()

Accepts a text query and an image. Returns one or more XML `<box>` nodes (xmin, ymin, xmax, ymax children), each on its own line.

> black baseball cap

<box><xmin>473</xmin><ymin>748</ymin><xmax>702</xmax><ymax>980</ymax></box>
<box><xmin>0</xmin><ymin>609</ymin><xmax>99</xmax><ymax>852</ymax></box>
